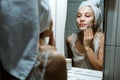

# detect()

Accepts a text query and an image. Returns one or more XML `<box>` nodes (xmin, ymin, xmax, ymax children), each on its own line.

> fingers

<box><xmin>84</xmin><ymin>28</ymin><xmax>93</xmax><ymax>40</ymax></box>
<box><xmin>83</xmin><ymin>28</ymin><xmax>93</xmax><ymax>48</ymax></box>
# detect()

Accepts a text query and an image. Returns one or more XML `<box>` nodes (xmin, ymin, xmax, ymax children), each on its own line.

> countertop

<box><xmin>67</xmin><ymin>67</ymin><xmax>103</xmax><ymax>80</ymax></box>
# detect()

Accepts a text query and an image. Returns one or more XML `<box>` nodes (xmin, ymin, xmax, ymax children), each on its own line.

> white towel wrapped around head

<box><xmin>78</xmin><ymin>0</ymin><xmax>102</xmax><ymax>30</ymax></box>
<box><xmin>40</xmin><ymin>0</ymin><xmax>51</xmax><ymax>33</ymax></box>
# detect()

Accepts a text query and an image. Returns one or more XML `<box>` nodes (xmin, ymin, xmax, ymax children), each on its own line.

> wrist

<box><xmin>85</xmin><ymin>46</ymin><xmax>91</xmax><ymax>51</ymax></box>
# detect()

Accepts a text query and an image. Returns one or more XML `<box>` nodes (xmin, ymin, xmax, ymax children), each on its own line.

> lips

<box><xmin>79</xmin><ymin>24</ymin><xmax>86</xmax><ymax>27</ymax></box>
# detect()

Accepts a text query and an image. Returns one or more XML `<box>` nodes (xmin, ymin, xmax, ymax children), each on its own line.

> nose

<box><xmin>80</xmin><ymin>16</ymin><xmax>85</xmax><ymax>21</ymax></box>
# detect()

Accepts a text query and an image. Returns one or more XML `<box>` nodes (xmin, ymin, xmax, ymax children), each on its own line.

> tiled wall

<box><xmin>117</xmin><ymin>4</ymin><xmax>120</xmax><ymax>45</ymax></box>
<box><xmin>104</xmin><ymin>0</ymin><xmax>120</xmax><ymax>80</ymax></box>
<box><xmin>64</xmin><ymin>0</ymin><xmax>82</xmax><ymax>57</ymax></box>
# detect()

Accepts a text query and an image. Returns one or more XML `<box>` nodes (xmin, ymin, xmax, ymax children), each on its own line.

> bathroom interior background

<box><xmin>49</xmin><ymin>0</ymin><xmax>120</xmax><ymax>79</ymax></box>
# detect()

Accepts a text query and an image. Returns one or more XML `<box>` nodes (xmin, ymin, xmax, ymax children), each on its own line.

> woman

<box><xmin>0</xmin><ymin>0</ymin><xmax>67</xmax><ymax>80</ymax></box>
<box><xmin>38</xmin><ymin>19</ymin><xmax>67</xmax><ymax>80</ymax></box>
<box><xmin>66</xmin><ymin>0</ymin><xmax>104</xmax><ymax>71</ymax></box>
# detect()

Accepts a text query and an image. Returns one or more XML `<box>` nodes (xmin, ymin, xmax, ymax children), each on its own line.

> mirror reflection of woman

<box><xmin>66</xmin><ymin>0</ymin><xmax>104</xmax><ymax>71</ymax></box>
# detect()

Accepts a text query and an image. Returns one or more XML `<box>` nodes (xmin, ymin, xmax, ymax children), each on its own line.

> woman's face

<box><xmin>76</xmin><ymin>6</ymin><xmax>95</xmax><ymax>31</ymax></box>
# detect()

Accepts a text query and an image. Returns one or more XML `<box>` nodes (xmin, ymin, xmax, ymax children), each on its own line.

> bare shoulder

<box><xmin>95</xmin><ymin>32</ymin><xmax>105</xmax><ymax>40</ymax></box>
<box><xmin>94</xmin><ymin>32</ymin><xmax>105</xmax><ymax>47</ymax></box>
<box><xmin>66</xmin><ymin>34</ymin><xmax>73</xmax><ymax>44</ymax></box>
<box><xmin>98</xmin><ymin>32</ymin><xmax>105</xmax><ymax>46</ymax></box>
<box><xmin>100</xmin><ymin>32</ymin><xmax>105</xmax><ymax>42</ymax></box>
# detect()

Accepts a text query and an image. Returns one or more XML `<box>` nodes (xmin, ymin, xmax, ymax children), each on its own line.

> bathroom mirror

<box><xmin>64</xmin><ymin>0</ymin><xmax>105</xmax><ymax>71</ymax></box>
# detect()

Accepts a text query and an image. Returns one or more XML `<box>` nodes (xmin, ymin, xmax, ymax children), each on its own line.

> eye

<box><xmin>85</xmin><ymin>12</ymin><xmax>93</xmax><ymax>17</ymax></box>
<box><xmin>85</xmin><ymin>14</ymin><xmax>91</xmax><ymax>17</ymax></box>
<box><xmin>77</xmin><ymin>14</ymin><xmax>82</xmax><ymax>18</ymax></box>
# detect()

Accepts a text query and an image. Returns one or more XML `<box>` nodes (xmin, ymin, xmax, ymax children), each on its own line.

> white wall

<box><xmin>49</xmin><ymin>0</ymin><xmax>67</xmax><ymax>55</ymax></box>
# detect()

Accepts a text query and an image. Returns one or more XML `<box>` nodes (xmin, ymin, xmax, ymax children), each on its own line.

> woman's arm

<box><xmin>85</xmin><ymin>33</ymin><xmax>104</xmax><ymax>70</ymax></box>
<box><xmin>48</xmin><ymin>20</ymin><xmax>56</xmax><ymax>46</ymax></box>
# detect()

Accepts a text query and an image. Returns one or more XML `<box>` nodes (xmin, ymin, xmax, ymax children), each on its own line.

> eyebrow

<box><xmin>77</xmin><ymin>12</ymin><xmax>93</xmax><ymax>15</ymax></box>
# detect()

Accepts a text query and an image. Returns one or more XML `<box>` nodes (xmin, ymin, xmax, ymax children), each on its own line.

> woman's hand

<box><xmin>47</xmin><ymin>20</ymin><xmax>56</xmax><ymax>46</ymax></box>
<box><xmin>40</xmin><ymin>20</ymin><xmax>53</xmax><ymax>38</ymax></box>
<box><xmin>83</xmin><ymin>28</ymin><xmax>93</xmax><ymax>50</ymax></box>
<box><xmin>40</xmin><ymin>20</ymin><xmax>56</xmax><ymax>46</ymax></box>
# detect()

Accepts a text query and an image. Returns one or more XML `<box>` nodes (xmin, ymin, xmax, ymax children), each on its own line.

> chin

<box><xmin>79</xmin><ymin>27</ymin><xmax>86</xmax><ymax>31</ymax></box>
